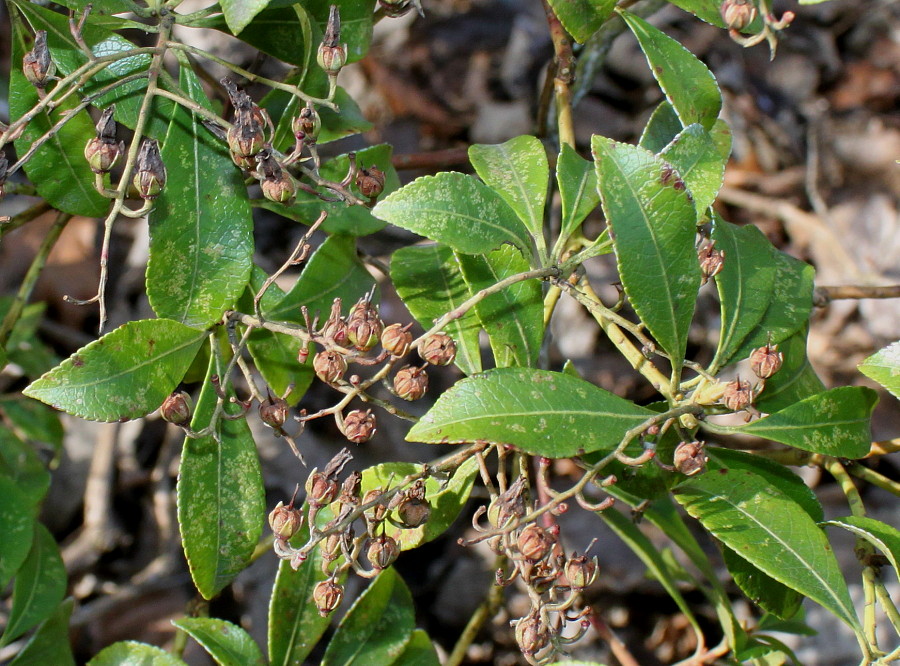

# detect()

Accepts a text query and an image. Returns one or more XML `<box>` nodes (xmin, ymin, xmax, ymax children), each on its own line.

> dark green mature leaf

<box><xmin>2</xmin><ymin>300</ymin><xmax>58</xmax><ymax>378</ymax></box>
<box><xmin>321</xmin><ymin>567</ymin><xmax>415</xmax><ymax>666</ymax></box>
<box><xmin>178</xmin><ymin>356</ymin><xmax>266</xmax><ymax>600</ymax></box>
<box><xmin>667</xmin><ymin>0</ymin><xmax>726</xmax><ymax>27</ymax></box>
<box><xmin>8</xmin><ymin>597</ymin><xmax>75</xmax><ymax>666</ymax></box>
<box><xmin>469</xmin><ymin>136</ymin><xmax>549</xmax><ymax>242</ymax></box>
<box><xmin>212</xmin><ymin>4</ymin><xmax>316</xmax><ymax>68</ymax></box>
<box><xmin>675</xmin><ymin>468</ymin><xmax>863</xmax><ymax>637</ymax></box>
<box><xmin>147</xmin><ymin>63</ymin><xmax>253</xmax><ymax>328</ymax></box>
<box><xmin>548</xmin><ymin>0</ymin><xmax>616</xmax><ymax>43</ymax></box>
<box><xmin>557</xmin><ymin>144</ymin><xmax>600</xmax><ymax>246</ymax></box>
<box><xmin>50</xmin><ymin>0</ymin><xmax>132</xmax><ymax>14</ymax></box>
<box><xmin>391</xmin><ymin>244</ymin><xmax>482</xmax><ymax>376</ymax></box>
<box><xmin>0</xmin><ymin>429</ymin><xmax>50</xmax><ymax>507</ymax></box>
<box><xmin>457</xmin><ymin>246</ymin><xmax>543</xmax><ymax>368</ymax></box>
<box><xmin>0</xmin><ymin>523</ymin><xmax>66</xmax><ymax>647</ymax></box>
<box><xmin>24</xmin><ymin>319</ymin><xmax>206</xmax><ymax>422</ymax></box>
<box><xmin>620</xmin><ymin>10</ymin><xmax>721</xmax><ymax>130</ymax></box>
<box><xmin>87</xmin><ymin>641</ymin><xmax>188</xmax><ymax>666</ymax></box>
<box><xmin>0</xmin><ymin>476</ymin><xmax>35</xmax><ymax>591</ymax></box>
<box><xmin>173</xmin><ymin>617</ymin><xmax>265</xmax><ymax>666</ymax></box>
<box><xmin>395</xmin><ymin>629</ymin><xmax>441</xmax><ymax>666</ymax></box>
<box><xmin>859</xmin><ymin>340</ymin><xmax>900</xmax><ymax>400</ymax></box>
<box><xmin>706</xmin><ymin>387</ymin><xmax>877</xmax><ymax>458</ymax></box>
<box><xmin>9</xmin><ymin>10</ymin><xmax>107</xmax><ymax>217</ymax></box>
<box><xmin>360</xmin><ymin>457</ymin><xmax>478</xmax><ymax>551</ymax></box>
<box><xmin>754</xmin><ymin>325</ymin><xmax>825</xmax><ymax>413</ymax></box>
<box><xmin>639</xmin><ymin>101</ymin><xmax>682</xmax><ymax>153</ymax></box>
<box><xmin>373</xmin><ymin>172</ymin><xmax>532</xmax><ymax>256</ymax></box>
<box><xmin>592</xmin><ymin>136</ymin><xmax>699</xmax><ymax>371</ymax></box>
<box><xmin>710</xmin><ymin>219</ymin><xmax>779</xmax><ymax>373</ymax></box>
<box><xmin>660</xmin><ymin>124</ymin><xmax>725</xmax><ymax>220</ymax></box>
<box><xmin>408</xmin><ymin>368</ymin><xmax>653</xmax><ymax>457</ymax></box>
<box><xmin>305</xmin><ymin>0</ymin><xmax>376</xmax><ymax>63</ymax></box>
<box><xmin>0</xmin><ymin>397</ymin><xmax>64</xmax><ymax>452</ymax></box>
<box><xmin>823</xmin><ymin>516</ymin><xmax>900</xmax><ymax>573</ymax></box>
<box><xmin>723</xmin><ymin>543</ymin><xmax>804</xmax><ymax>620</ymax></box>
<box><xmin>221</xmin><ymin>0</ymin><xmax>271</xmax><ymax>34</ymax></box>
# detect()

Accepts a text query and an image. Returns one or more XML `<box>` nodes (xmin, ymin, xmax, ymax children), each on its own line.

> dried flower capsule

<box><xmin>320</xmin><ymin>532</ymin><xmax>342</xmax><ymax>562</ymax></box>
<box><xmin>317</xmin><ymin>5</ymin><xmax>347</xmax><ymax>75</ymax></box>
<box><xmin>268</xmin><ymin>501</ymin><xmax>303</xmax><ymax>540</ymax></box>
<box><xmin>356</xmin><ymin>165</ymin><xmax>386</xmax><ymax>199</ymax></box>
<box><xmin>393</xmin><ymin>365</ymin><xmax>428</xmax><ymax>401</ymax></box>
<box><xmin>395</xmin><ymin>481</ymin><xmax>430</xmax><ymax>528</ymax></box>
<box><xmin>565</xmin><ymin>553</ymin><xmax>599</xmax><ymax>589</ymax></box>
<box><xmin>84</xmin><ymin>107</ymin><xmax>123</xmax><ymax>174</ymax></box>
<box><xmin>321</xmin><ymin>300</ymin><xmax>351</xmax><ymax>348</ymax></box>
<box><xmin>259</xmin><ymin>395</ymin><xmax>289</xmax><ymax>429</ymax></box>
<box><xmin>346</xmin><ymin>297</ymin><xmax>384</xmax><ymax>352</ymax></box>
<box><xmin>720</xmin><ymin>0</ymin><xmax>757</xmax><ymax>31</ymax></box>
<box><xmin>515</xmin><ymin>610</ymin><xmax>550</xmax><ymax>657</ymax></box>
<box><xmin>313</xmin><ymin>579</ymin><xmax>344</xmax><ymax>616</ymax></box>
<box><xmin>23</xmin><ymin>30</ymin><xmax>54</xmax><ymax>89</ymax></box>
<box><xmin>698</xmin><ymin>241</ymin><xmax>725</xmax><ymax>284</ymax></box>
<box><xmin>133</xmin><ymin>139</ymin><xmax>166</xmax><ymax>199</ymax></box>
<box><xmin>363</xmin><ymin>488</ymin><xmax>387</xmax><ymax>524</ymax></box>
<box><xmin>749</xmin><ymin>343</ymin><xmax>783</xmax><ymax>379</ymax></box>
<box><xmin>343</xmin><ymin>409</ymin><xmax>376</xmax><ymax>444</ymax></box>
<box><xmin>261</xmin><ymin>171</ymin><xmax>297</xmax><ymax>205</ymax></box>
<box><xmin>227</xmin><ymin>120</ymin><xmax>266</xmax><ymax>159</ymax></box>
<box><xmin>418</xmin><ymin>333</ymin><xmax>457</xmax><ymax>366</ymax></box>
<box><xmin>292</xmin><ymin>104</ymin><xmax>321</xmax><ymax>145</ymax></box>
<box><xmin>313</xmin><ymin>350</ymin><xmax>347</xmax><ymax>384</ymax></box>
<box><xmin>339</xmin><ymin>470</ymin><xmax>362</xmax><ymax>505</ymax></box>
<box><xmin>673</xmin><ymin>441</ymin><xmax>708</xmax><ymax>476</ymax></box>
<box><xmin>381</xmin><ymin>323</ymin><xmax>412</xmax><ymax>357</ymax></box>
<box><xmin>722</xmin><ymin>378</ymin><xmax>754</xmax><ymax>412</ymax></box>
<box><xmin>306</xmin><ymin>470</ymin><xmax>339</xmax><ymax>509</ymax></box>
<box><xmin>366</xmin><ymin>534</ymin><xmax>400</xmax><ymax>570</ymax></box>
<box><xmin>160</xmin><ymin>390</ymin><xmax>193</xmax><ymax>426</ymax></box>
<box><xmin>487</xmin><ymin>476</ymin><xmax>527</xmax><ymax>528</ymax></box>
<box><xmin>517</xmin><ymin>524</ymin><xmax>555</xmax><ymax>562</ymax></box>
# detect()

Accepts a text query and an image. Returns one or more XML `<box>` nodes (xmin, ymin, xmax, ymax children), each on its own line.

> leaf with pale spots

<box><xmin>87</xmin><ymin>642</ymin><xmax>187</xmax><ymax>665</ymax></box>
<box><xmin>660</xmin><ymin>124</ymin><xmax>725</xmax><ymax>221</ymax></box>
<box><xmin>24</xmin><ymin>319</ymin><xmax>206</xmax><ymax>422</ymax></box>
<box><xmin>408</xmin><ymin>368</ymin><xmax>653</xmax><ymax>458</ymax></box>
<box><xmin>172</xmin><ymin>617</ymin><xmax>265</xmax><ymax>666</ymax></box>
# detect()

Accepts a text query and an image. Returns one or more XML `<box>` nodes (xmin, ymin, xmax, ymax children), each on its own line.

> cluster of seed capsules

<box><xmin>267</xmin><ymin>448</ymin><xmax>433</xmax><ymax>617</ymax></box>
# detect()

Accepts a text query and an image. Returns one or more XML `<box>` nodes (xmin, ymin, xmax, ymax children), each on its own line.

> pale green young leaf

<box><xmin>220</xmin><ymin>0</ymin><xmax>271</xmax><ymax>34</ymax></box>
<box><xmin>858</xmin><ymin>340</ymin><xmax>900</xmax><ymax>400</ymax></box>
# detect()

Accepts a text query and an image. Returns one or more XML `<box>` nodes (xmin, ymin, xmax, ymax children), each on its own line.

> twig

<box><xmin>391</xmin><ymin>147</ymin><xmax>470</xmax><ymax>171</ymax></box>
<box><xmin>0</xmin><ymin>200</ymin><xmax>52</xmax><ymax>238</ymax></box>
<box><xmin>813</xmin><ymin>285</ymin><xmax>900</xmax><ymax>307</ymax></box>
<box><xmin>541</xmin><ymin>0</ymin><xmax>576</xmax><ymax>148</ymax></box>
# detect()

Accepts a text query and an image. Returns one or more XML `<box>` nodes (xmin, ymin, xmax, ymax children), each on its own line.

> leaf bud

<box><xmin>355</xmin><ymin>165</ymin><xmax>386</xmax><ymax>199</ymax></box>
<box><xmin>313</xmin><ymin>350</ymin><xmax>347</xmax><ymax>384</ymax></box>
<box><xmin>268</xmin><ymin>501</ymin><xmax>303</xmax><ymax>540</ymax></box>
<box><xmin>160</xmin><ymin>390</ymin><xmax>193</xmax><ymax>426</ymax></box>
<box><xmin>259</xmin><ymin>395</ymin><xmax>289</xmax><ymax>429</ymax></box>
<box><xmin>306</xmin><ymin>469</ymin><xmax>339</xmax><ymax>508</ymax></box>
<box><xmin>418</xmin><ymin>332</ymin><xmax>457</xmax><ymax>366</ymax></box>
<box><xmin>133</xmin><ymin>138</ymin><xmax>166</xmax><ymax>199</ymax></box>
<box><xmin>749</xmin><ymin>343</ymin><xmax>783</xmax><ymax>379</ymax></box>
<box><xmin>343</xmin><ymin>409</ymin><xmax>376</xmax><ymax>444</ymax></box>
<box><xmin>720</xmin><ymin>0</ymin><xmax>757</xmax><ymax>31</ymax></box>
<box><xmin>516</xmin><ymin>524</ymin><xmax>555</xmax><ymax>562</ymax></box>
<box><xmin>395</xmin><ymin>481</ymin><xmax>430</xmax><ymax>528</ymax></box>
<box><xmin>565</xmin><ymin>553</ymin><xmax>599</xmax><ymax>589</ymax></box>
<box><xmin>261</xmin><ymin>171</ymin><xmax>297</xmax><ymax>205</ymax></box>
<box><xmin>292</xmin><ymin>104</ymin><xmax>321</xmax><ymax>145</ymax></box>
<box><xmin>346</xmin><ymin>297</ymin><xmax>384</xmax><ymax>352</ymax></box>
<box><xmin>698</xmin><ymin>241</ymin><xmax>725</xmax><ymax>284</ymax></box>
<box><xmin>381</xmin><ymin>323</ymin><xmax>412</xmax><ymax>357</ymax></box>
<box><xmin>515</xmin><ymin>610</ymin><xmax>550</xmax><ymax>657</ymax></box>
<box><xmin>722</xmin><ymin>378</ymin><xmax>754</xmax><ymax>412</ymax></box>
<box><xmin>317</xmin><ymin>6</ymin><xmax>347</xmax><ymax>75</ymax></box>
<box><xmin>673</xmin><ymin>440</ymin><xmax>708</xmax><ymax>476</ymax></box>
<box><xmin>366</xmin><ymin>534</ymin><xmax>400</xmax><ymax>570</ymax></box>
<box><xmin>393</xmin><ymin>365</ymin><xmax>428</xmax><ymax>401</ymax></box>
<box><xmin>23</xmin><ymin>30</ymin><xmax>55</xmax><ymax>89</ymax></box>
<box><xmin>313</xmin><ymin>579</ymin><xmax>344</xmax><ymax>616</ymax></box>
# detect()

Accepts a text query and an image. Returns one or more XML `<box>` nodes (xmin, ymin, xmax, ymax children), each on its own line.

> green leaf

<box><xmin>8</xmin><ymin>597</ymin><xmax>75</xmax><ymax>666</ymax></box>
<box><xmin>394</xmin><ymin>629</ymin><xmax>441</xmax><ymax>666</ymax></box>
<box><xmin>8</xmin><ymin>10</ymin><xmax>107</xmax><ymax>217</ymax></box>
<box><xmin>408</xmin><ymin>368</ymin><xmax>653</xmax><ymax>457</ymax></box>
<box><xmin>322</xmin><ymin>567</ymin><xmax>415</xmax><ymax>666</ymax></box>
<box><xmin>706</xmin><ymin>386</ymin><xmax>877</xmax><ymax>458</ymax></box>
<box><xmin>211</xmin><ymin>4</ymin><xmax>316</xmax><ymax>68</ymax></box>
<box><xmin>178</xmin><ymin>355</ymin><xmax>266</xmax><ymax>600</ymax></box>
<box><xmin>722</xmin><ymin>545</ymin><xmax>803</xmax><ymax>620</ymax></box>
<box><xmin>639</xmin><ymin>101</ymin><xmax>683</xmax><ymax>153</ymax></box>
<box><xmin>710</xmin><ymin>118</ymin><xmax>733</xmax><ymax>160</ymax></box>
<box><xmin>221</xmin><ymin>0</ymin><xmax>271</xmax><ymax>34</ymax></box>
<box><xmin>858</xmin><ymin>340</ymin><xmax>900</xmax><ymax>400</ymax></box>
<box><xmin>469</xmin><ymin>136</ymin><xmax>549</xmax><ymax>242</ymax></box>
<box><xmin>0</xmin><ymin>523</ymin><xmax>66</xmax><ymax>647</ymax></box>
<box><xmin>360</xmin><ymin>456</ymin><xmax>478</xmax><ymax>551</ymax></box>
<box><xmin>305</xmin><ymin>0</ymin><xmax>375</xmax><ymax>63</ymax></box>
<box><xmin>547</xmin><ymin>0</ymin><xmax>616</xmax><ymax>43</ymax></box>
<box><xmin>823</xmin><ymin>516</ymin><xmax>900</xmax><ymax>573</ymax></box>
<box><xmin>373</xmin><ymin>172</ymin><xmax>532</xmax><ymax>256</ymax></box>
<box><xmin>24</xmin><ymin>319</ymin><xmax>206</xmax><ymax>422</ymax></box>
<box><xmin>710</xmin><ymin>219</ymin><xmax>779</xmax><ymax>372</ymax></box>
<box><xmin>557</xmin><ymin>143</ymin><xmax>600</xmax><ymax>246</ymax></box>
<box><xmin>456</xmin><ymin>246</ymin><xmax>543</xmax><ymax>368</ymax></box>
<box><xmin>674</xmin><ymin>468</ymin><xmax>863</xmax><ymax>637</ymax></box>
<box><xmin>619</xmin><ymin>10</ymin><xmax>721</xmax><ymax>130</ymax></box>
<box><xmin>754</xmin><ymin>325</ymin><xmax>825</xmax><ymax>413</ymax></box>
<box><xmin>87</xmin><ymin>641</ymin><xmax>188</xmax><ymax>666</ymax></box>
<box><xmin>49</xmin><ymin>0</ymin><xmax>132</xmax><ymax>14</ymax></box>
<box><xmin>0</xmin><ymin>476</ymin><xmax>35</xmax><ymax>590</ymax></box>
<box><xmin>268</xmin><ymin>523</ymin><xmax>331</xmax><ymax>666</ymax></box>
<box><xmin>0</xmin><ymin>397</ymin><xmax>64</xmax><ymax>452</ymax></box>
<box><xmin>660</xmin><ymin>124</ymin><xmax>725</xmax><ymax>221</ymax></box>
<box><xmin>147</xmin><ymin>63</ymin><xmax>254</xmax><ymax>328</ymax></box>
<box><xmin>666</xmin><ymin>0</ymin><xmax>726</xmax><ymax>27</ymax></box>
<box><xmin>0</xmin><ymin>428</ymin><xmax>50</xmax><ymax>506</ymax></box>
<box><xmin>172</xmin><ymin>617</ymin><xmax>265</xmax><ymax>666</ymax></box>
<box><xmin>391</xmin><ymin>244</ymin><xmax>482</xmax><ymax>376</ymax></box>
<box><xmin>592</xmin><ymin>136</ymin><xmax>699</xmax><ymax>370</ymax></box>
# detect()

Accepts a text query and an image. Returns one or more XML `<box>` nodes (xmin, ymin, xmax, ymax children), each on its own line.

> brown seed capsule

<box><xmin>343</xmin><ymin>409</ymin><xmax>376</xmax><ymax>444</ymax></box>
<box><xmin>231</xmin><ymin>151</ymin><xmax>254</xmax><ymax>170</ymax></box>
<box><xmin>722</xmin><ymin>378</ymin><xmax>754</xmax><ymax>412</ymax></box>
<box><xmin>339</xmin><ymin>470</ymin><xmax>362</xmax><ymax>505</ymax></box>
<box><xmin>698</xmin><ymin>241</ymin><xmax>725</xmax><ymax>284</ymax></box>
<box><xmin>268</xmin><ymin>501</ymin><xmax>303</xmax><ymax>540</ymax></box>
<box><xmin>487</xmin><ymin>476</ymin><xmax>527</xmax><ymax>528</ymax></box>
<box><xmin>313</xmin><ymin>350</ymin><xmax>348</xmax><ymax>384</ymax></box>
<box><xmin>674</xmin><ymin>441</ymin><xmax>708</xmax><ymax>476</ymax></box>
<box><xmin>259</xmin><ymin>395</ymin><xmax>289</xmax><ymax>429</ymax></box>
<box><xmin>317</xmin><ymin>6</ymin><xmax>347</xmax><ymax>75</ymax></box>
<box><xmin>356</xmin><ymin>165</ymin><xmax>386</xmax><ymax>199</ymax></box>
<box><xmin>227</xmin><ymin>120</ymin><xmax>266</xmax><ymax>159</ymax></box>
<box><xmin>393</xmin><ymin>365</ymin><xmax>429</xmax><ymax>401</ymax></box>
<box><xmin>418</xmin><ymin>332</ymin><xmax>457</xmax><ymax>366</ymax></box>
<box><xmin>306</xmin><ymin>470</ymin><xmax>339</xmax><ymax>508</ymax></box>
<box><xmin>363</xmin><ymin>488</ymin><xmax>387</xmax><ymax>525</ymax></box>
<box><xmin>395</xmin><ymin>482</ymin><xmax>431</xmax><ymax>528</ymax></box>
<box><xmin>23</xmin><ymin>30</ymin><xmax>55</xmax><ymax>89</ymax></box>
<box><xmin>720</xmin><ymin>0</ymin><xmax>757</xmax><ymax>31</ymax></box>
<box><xmin>320</xmin><ymin>532</ymin><xmax>342</xmax><ymax>562</ymax></box>
<box><xmin>321</xmin><ymin>308</ymin><xmax>351</xmax><ymax>348</ymax></box>
<box><xmin>133</xmin><ymin>139</ymin><xmax>166</xmax><ymax>199</ymax></box>
<box><xmin>565</xmin><ymin>553</ymin><xmax>599</xmax><ymax>589</ymax></box>
<box><xmin>313</xmin><ymin>579</ymin><xmax>344</xmax><ymax>616</ymax></box>
<box><xmin>261</xmin><ymin>172</ymin><xmax>297</xmax><ymax>205</ymax></box>
<box><xmin>749</xmin><ymin>343</ymin><xmax>783</xmax><ymax>379</ymax></box>
<box><xmin>346</xmin><ymin>297</ymin><xmax>384</xmax><ymax>352</ymax></box>
<box><xmin>366</xmin><ymin>534</ymin><xmax>400</xmax><ymax>570</ymax></box>
<box><xmin>517</xmin><ymin>524</ymin><xmax>555</xmax><ymax>562</ymax></box>
<box><xmin>84</xmin><ymin>136</ymin><xmax>123</xmax><ymax>174</ymax></box>
<box><xmin>515</xmin><ymin>610</ymin><xmax>550</xmax><ymax>657</ymax></box>
<box><xmin>381</xmin><ymin>323</ymin><xmax>412</xmax><ymax>357</ymax></box>
<box><xmin>160</xmin><ymin>390</ymin><xmax>193</xmax><ymax>426</ymax></box>
<box><xmin>292</xmin><ymin>104</ymin><xmax>321</xmax><ymax>145</ymax></box>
